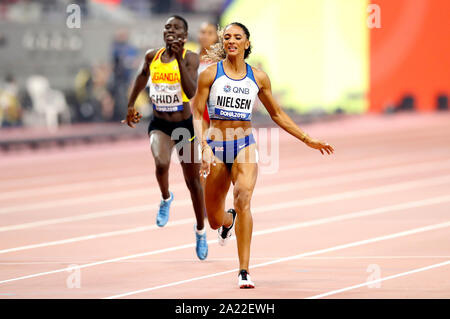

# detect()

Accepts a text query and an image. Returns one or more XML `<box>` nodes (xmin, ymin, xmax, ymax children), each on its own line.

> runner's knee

<box><xmin>207</xmin><ymin>212</ymin><xmax>222</xmax><ymax>230</ymax></box>
<box><xmin>184</xmin><ymin>176</ymin><xmax>202</xmax><ymax>194</ymax></box>
<box><xmin>155</xmin><ymin>159</ymin><xmax>170</xmax><ymax>175</ymax></box>
<box><xmin>233</xmin><ymin>187</ymin><xmax>251</xmax><ymax>213</ymax></box>
<box><xmin>205</xmin><ymin>202</ymin><xmax>225</xmax><ymax>229</ymax></box>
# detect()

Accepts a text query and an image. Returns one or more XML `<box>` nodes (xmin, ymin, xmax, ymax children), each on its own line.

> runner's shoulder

<box><xmin>198</xmin><ymin>63</ymin><xmax>218</xmax><ymax>83</ymax></box>
<box><xmin>250</xmin><ymin>66</ymin><xmax>268</xmax><ymax>81</ymax></box>
<box><xmin>185</xmin><ymin>49</ymin><xmax>199</xmax><ymax>59</ymax></box>
<box><xmin>144</xmin><ymin>48</ymin><xmax>161</xmax><ymax>64</ymax></box>
<box><xmin>250</xmin><ymin>66</ymin><xmax>269</xmax><ymax>89</ymax></box>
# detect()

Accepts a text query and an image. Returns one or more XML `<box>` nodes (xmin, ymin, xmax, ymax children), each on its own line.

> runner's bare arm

<box><xmin>122</xmin><ymin>49</ymin><xmax>156</xmax><ymax>128</ymax></box>
<box><xmin>255</xmin><ymin>68</ymin><xmax>334</xmax><ymax>155</ymax></box>
<box><xmin>178</xmin><ymin>51</ymin><xmax>200</xmax><ymax>99</ymax></box>
<box><xmin>192</xmin><ymin>65</ymin><xmax>216</xmax><ymax>175</ymax></box>
<box><xmin>171</xmin><ymin>39</ymin><xmax>200</xmax><ymax>99</ymax></box>
<box><xmin>128</xmin><ymin>49</ymin><xmax>156</xmax><ymax>108</ymax></box>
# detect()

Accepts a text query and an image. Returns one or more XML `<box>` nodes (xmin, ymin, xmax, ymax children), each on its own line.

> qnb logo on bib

<box><xmin>223</xmin><ymin>85</ymin><xmax>249</xmax><ymax>95</ymax></box>
<box><xmin>224</xmin><ymin>85</ymin><xmax>231</xmax><ymax>93</ymax></box>
<box><xmin>232</xmin><ymin>87</ymin><xmax>249</xmax><ymax>94</ymax></box>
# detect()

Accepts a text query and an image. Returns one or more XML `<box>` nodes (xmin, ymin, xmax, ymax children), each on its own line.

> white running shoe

<box><xmin>238</xmin><ymin>270</ymin><xmax>255</xmax><ymax>289</ymax></box>
<box><xmin>218</xmin><ymin>209</ymin><xmax>236</xmax><ymax>246</ymax></box>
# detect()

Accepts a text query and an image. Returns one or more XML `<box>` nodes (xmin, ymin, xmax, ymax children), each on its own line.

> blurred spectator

<box><xmin>0</xmin><ymin>31</ymin><xmax>7</xmax><ymax>48</ymax></box>
<box><xmin>197</xmin><ymin>21</ymin><xmax>219</xmax><ymax>71</ymax></box>
<box><xmin>151</xmin><ymin>0</ymin><xmax>172</xmax><ymax>13</ymax></box>
<box><xmin>122</xmin><ymin>0</ymin><xmax>151</xmax><ymax>16</ymax></box>
<box><xmin>26</xmin><ymin>75</ymin><xmax>71</xmax><ymax>130</ymax></box>
<box><xmin>74</xmin><ymin>62</ymin><xmax>115</xmax><ymax>122</ymax></box>
<box><xmin>0</xmin><ymin>74</ymin><xmax>22</xmax><ymax>127</ymax></box>
<box><xmin>92</xmin><ymin>63</ymin><xmax>115</xmax><ymax>121</ymax></box>
<box><xmin>110</xmin><ymin>29</ymin><xmax>138</xmax><ymax>121</ymax></box>
<box><xmin>177</xmin><ymin>0</ymin><xmax>194</xmax><ymax>12</ymax></box>
<box><xmin>74</xmin><ymin>66</ymin><xmax>100</xmax><ymax>122</ymax></box>
<box><xmin>6</xmin><ymin>0</ymin><xmax>42</xmax><ymax>23</ymax></box>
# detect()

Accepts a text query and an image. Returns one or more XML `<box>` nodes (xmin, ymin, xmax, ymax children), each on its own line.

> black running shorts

<box><xmin>148</xmin><ymin>114</ymin><xmax>196</xmax><ymax>146</ymax></box>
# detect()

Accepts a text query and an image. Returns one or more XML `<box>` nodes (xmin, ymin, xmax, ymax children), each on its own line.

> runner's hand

<box><xmin>200</xmin><ymin>145</ymin><xmax>215</xmax><ymax>178</ymax></box>
<box><xmin>171</xmin><ymin>37</ymin><xmax>186</xmax><ymax>61</ymax></box>
<box><xmin>121</xmin><ymin>107</ymin><xmax>142</xmax><ymax>128</ymax></box>
<box><xmin>304</xmin><ymin>137</ymin><xmax>334</xmax><ymax>155</ymax></box>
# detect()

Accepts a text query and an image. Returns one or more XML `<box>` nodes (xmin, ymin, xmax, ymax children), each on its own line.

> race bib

<box><xmin>213</xmin><ymin>93</ymin><xmax>252</xmax><ymax>120</ymax></box>
<box><xmin>150</xmin><ymin>83</ymin><xmax>184</xmax><ymax>112</ymax></box>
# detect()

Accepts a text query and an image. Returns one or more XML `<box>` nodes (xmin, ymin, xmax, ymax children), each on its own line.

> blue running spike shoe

<box><xmin>194</xmin><ymin>224</ymin><xmax>208</xmax><ymax>260</ymax></box>
<box><xmin>156</xmin><ymin>192</ymin><xmax>173</xmax><ymax>227</ymax></box>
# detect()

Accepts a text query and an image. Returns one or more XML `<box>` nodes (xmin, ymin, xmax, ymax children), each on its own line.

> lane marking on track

<box><xmin>2</xmin><ymin>137</ymin><xmax>450</xmax><ymax>194</ymax></box>
<box><xmin>1</xmin><ymin>119</ymin><xmax>447</xmax><ymax>169</ymax></box>
<box><xmin>0</xmin><ymin>218</ymin><xmax>192</xmax><ymax>254</ymax></box>
<box><xmin>1</xmin><ymin>149</ymin><xmax>449</xmax><ymax>200</ymax></box>
<box><xmin>1</xmin><ymin>157</ymin><xmax>450</xmax><ymax>223</ymax></box>
<box><xmin>0</xmin><ymin>195</ymin><xmax>449</xmax><ymax>285</ymax></box>
<box><xmin>2</xmin><ymin>256</ymin><xmax>449</xmax><ymax>265</ymax></box>
<box><xmin>104</xmin><ymin>221</ymin><xmax>450</xmax><ymax>299</ymax></box>
<box><xmin>306</xmin><ymin>260</ymin><xmax>450</xmax><ymax>299</ymax></box>
<box><xmin>0</xmin><ymin>194</ymin><xmax>447</xmax><ymax>254</ymax></box>
<box><xmin>1</xmin><ymin>171</ymin><xmax>450</xmax><ymax>235</ymax></box>
<box><xmin>2</xmin><ymin>118</ymin><xmax>448</xmax><ymax>189</ymax></box>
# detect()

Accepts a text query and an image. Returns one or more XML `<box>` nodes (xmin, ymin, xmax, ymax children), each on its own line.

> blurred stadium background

<box><xmin>0</xmin><ymin>0</ymin><xmax>448</xmax><ymax>149</ymax></box>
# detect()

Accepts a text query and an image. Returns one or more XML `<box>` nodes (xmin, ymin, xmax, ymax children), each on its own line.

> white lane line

<box><xmin>1</xmin><ymin>194</ymin><xmax>449</xmax><ymax>285</ymax></box>
<box><xmin>1</xmin><ymin>149</ymin><xmax>448</xmax><ymax>200</ymax></box>
<box><xmin>0</xmin><ymin>176</ymin><xmax>152</xmax><ymax>201</ymax></box>
<box><xmin>0</xmin><ymin>218</ymin><xmax>193</xmax><ymax>254</ymax></box>
<box><xmin>2</xmin><ymin>194</ymin><xmax>450</xmax><ymax>255</ymax></box>
<box><xmin>306</xmin><ymin>260</ymin><xmax>450</xmax><ymax>299</ymax></box>
<box><xmin>0</xmin><ymin>171</ymin><xmax>140</xmax><ymax>190</ymax></box>
<box><xmin>2</xmin><ymin>124</ymin><xmax>448</xmax><ymax>188</ymax></box>
<box><xmin>254</xmin><ymin>159</ymin><xmax>450</xmax><ymax>196</ymax></box>
<box><xmin>0</xmin><ymin>257</ymin><xmax>282</xmax><ymax>265</ymax></box>
<box><xmin>0</xmin><ymin>243</ymin><xmax>197</xmax><ymax>285</ymax></box>
<box><xmin>0</xmin><ymin>189</ymin><xmax>191</xmax><ymax>216</ymax></box>
<box><xmin>1</xmin><ymin>152</ymin><xmax>450</xmax><ymax>217</ymax></box>
<box><xmin>0</xmin><ymin>169</ymin><xmax>450</xmax><ymax>232</ymax></box>
<box><xmin>0</xmin><ymin>127</ymin><xmax>431</xmax><ymax>169</ymax></box>
<box><xmin>287</xmin><ymin>256</ymin><xmax>450</xmax><ymax>260</ymax></box>
<box><xmin>104</xmin><ymin>221</ymin><xmax>450</xmax><ymax>299</ymax></box>
<box><xmin>2</xmin><ymin>142</ymin><xmax>449</xmax><ymax>197</ymax></box>
<box><xmin>0</xmin><ymin>204</ymin><xmax>154</xmax><ymax>232</ymax></box>
<box><xmin>0</xmin><ymin>143</ymin><xmax>145</xmax><ymax>168</ymax></box>
<box><xmin>2</xmin><ymin>121</ymin><xmax>445</xmax><ymax>171</ymax></box>
<box><xmin>2</xmin><ymin>256</ymin><xmax>450</xmax><ymax>265</ymax></box>
<box><xmin>253</xmin><ymin>174</ymin><xmax>450</xmax><ymax>216</ymax></box>
<box><xmin>1</xmin><ymin>172</ymin><xmax>450</xmax><ymax>233</ymax></box>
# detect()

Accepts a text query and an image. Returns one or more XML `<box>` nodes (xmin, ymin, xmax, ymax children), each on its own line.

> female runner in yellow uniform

<box><xmin>124</xmin><ymin>15</ymin><xmax>208</xmax><ymax>260</ymax></box>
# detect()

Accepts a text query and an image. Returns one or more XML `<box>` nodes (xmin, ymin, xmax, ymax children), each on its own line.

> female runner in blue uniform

<box><xmin>192</xmin><ymin>22</ymin><xmax>334</xmax><ymax>288</ymax></box>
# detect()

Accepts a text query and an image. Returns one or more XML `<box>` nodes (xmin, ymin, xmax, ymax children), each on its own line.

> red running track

<box><xmin>0</xmin><ymin>113</ymin><xmax>449</xmax><ymax>299</ymax></box>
